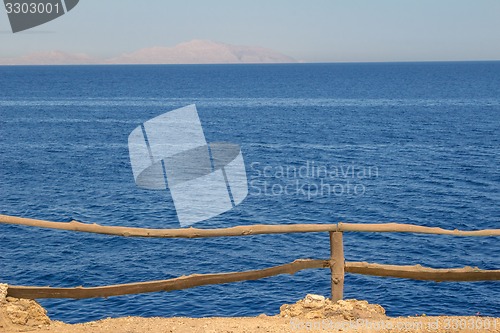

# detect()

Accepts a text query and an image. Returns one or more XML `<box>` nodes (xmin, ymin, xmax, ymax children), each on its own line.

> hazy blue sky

<box><xmin>1</xmin><ymin>0</ymin><xmax>500</xmax><ymax>62</ymax></box>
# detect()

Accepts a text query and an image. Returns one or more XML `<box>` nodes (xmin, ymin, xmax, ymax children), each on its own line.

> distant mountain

<box><xmin>108</xmin><ymin>40</ymin><xmax>297</xmax><ymax>64</ymax></box>
<box><xmin>0</xmin><ymin>40</ymin><xmax>296</xmax><ymax>65</ymax></box>
<box><xmin>0</xmin><ymin>51</ymin><xmax>97</xmax><ymax>65</ymax></box>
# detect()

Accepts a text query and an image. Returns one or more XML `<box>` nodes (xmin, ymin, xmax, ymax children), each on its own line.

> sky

<box><xmin>1</xmin><ymin>0</ymin><xmax>500</xmax><ymax>63</ymax></box>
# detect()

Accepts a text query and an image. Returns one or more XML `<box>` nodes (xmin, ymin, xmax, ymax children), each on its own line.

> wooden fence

<box><xmin>1</xmin><ymin>214</ymin><xmax>499</xmax><ymax>302</ymax></box>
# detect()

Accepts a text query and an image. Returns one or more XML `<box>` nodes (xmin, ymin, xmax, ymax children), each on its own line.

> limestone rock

<box><xmin>0</xmin><ymin>284</ymin><xmax>8</xmax><ymax>303</ymax></box>
<box><xmin>303</xmin><ymin>294</ymin><xmax>326</xmax><ymax>309</ymax></box>
<box><xmin>280</xmin><ymin>295</ymin><xmax>386</xmax><ymax>320</ymax></box>
<box><xmin>0</xmin><ymin>296</ymin><xmax>51</xmax><ymax>330</ymax></box>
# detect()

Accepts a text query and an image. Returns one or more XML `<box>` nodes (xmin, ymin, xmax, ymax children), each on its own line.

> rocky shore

<box><xmin>1</xmin><ymin>287</ymin><xmax>498</xmax><ymax>333</ymax></box>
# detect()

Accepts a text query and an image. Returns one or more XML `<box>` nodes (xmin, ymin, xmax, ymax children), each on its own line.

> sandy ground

<box><xmin>1</xmin><ymin>292</ymin><xmax>499</xmax><ymax>333</ymax></box>
<box><xmin>5</xmin><ymin>315</ymin><xmax>500</xmax><ymax>333</ymax></box>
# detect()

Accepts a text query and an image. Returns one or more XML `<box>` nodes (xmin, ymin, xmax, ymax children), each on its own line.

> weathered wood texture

<box><xmin>2</xmin><ymin>214</ymin><xmax>499</xmax><ymax>300</ymax></box>
<box><xmin>329</xmin><ymin>232</ymin><xmax>344</xmax><ymax>301</ymax></box>
<box><xmin>338</xmin><ymin>222</ymin><xmax>500</xmax><ymax>237</ymax></box>
<box><xmin>0</xmin><ymin>214</ymin><xmax>336</xmax><ymax>238</ymax></box>
<box><xmin>1</xmin><ymin>214</ymin><xmax>499</xmax><ymax>238</ymax></box>
<box><xmin>6</xmin><ymin>261</ymin><xmax>500</xmax><ymax>300</ymax></box>
<box><xmin>345</xmin><ymin>262</ymin><xmax>500</xmax><ymax>282</ymax></box>
<box><xmin>7</xmin><ymin>259</ymin><xmax>329</xmax><ymax>299</ymax></box>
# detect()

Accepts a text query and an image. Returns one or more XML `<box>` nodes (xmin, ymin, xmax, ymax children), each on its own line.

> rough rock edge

<box><xmin>280</xmin><ymin>294</ymin><xmax>387</xmax><ymax>320</ymax></box>
<box><xmin>0</xmin><ymin>283</ymin><xmax>8</xmax><ymax>303</ymax></box>
<box><xmin>0</xmin><ymin>286</ymin><xmax>51</xmax><ymax>331</ymax></box>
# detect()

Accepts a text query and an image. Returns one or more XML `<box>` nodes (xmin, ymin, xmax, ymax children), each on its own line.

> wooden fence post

<box><xmin>329</xmin><ymin>231</ymin><xmax>344</xmax><ymax>302</ymax></box>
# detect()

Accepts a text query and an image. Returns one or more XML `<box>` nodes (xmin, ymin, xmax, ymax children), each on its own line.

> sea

<box><xmin>0</xmin><ymin>62</ymin><xmax>499</xmax><ymax>323</ymax></box>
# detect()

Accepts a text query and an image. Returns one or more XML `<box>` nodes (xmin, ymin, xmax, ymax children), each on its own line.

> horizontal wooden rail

<box><xmin>1</xmin><ymin>214</ymin><xmax>499</xmax><ymax>238</ymax></box>
<box><xmin>7</xmin><ymin>259</ymin><xmax>329</xmax><ymax>299</ymax></box>
<box><xmin>345</xmin><ymin>262</ymin><xmax>500</xmax><ymax>282</ymax></box>
<box><xmin>0</xmin><ymin>214</ymin><xmax>337</xmax><ymax>238</ymax></box>
<box><xmin>338</xmin><ymin>222</ymin><xmax>500</xmax><ymax>237</ymax></box>
<box><xmin>6</xmin><ymin>260</ymin><xmax>500</xmax><ymax>299</ymax></box>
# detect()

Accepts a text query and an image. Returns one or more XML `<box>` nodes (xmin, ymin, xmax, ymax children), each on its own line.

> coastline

<box><xmin>2</xmin><ymin>293</ymin><xmax>499</xmax><ymax>333</ymax></box>
<box><xmin>5</xmin><ymin>315</ymin><xmax>500</xmax><ymax>333</ymax></box>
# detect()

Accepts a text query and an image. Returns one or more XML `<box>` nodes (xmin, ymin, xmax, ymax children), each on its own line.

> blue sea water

<box><xmin>0</xmin><ymin>62</ymin><xmax>499</xmax><ymax>323</ymax></box>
